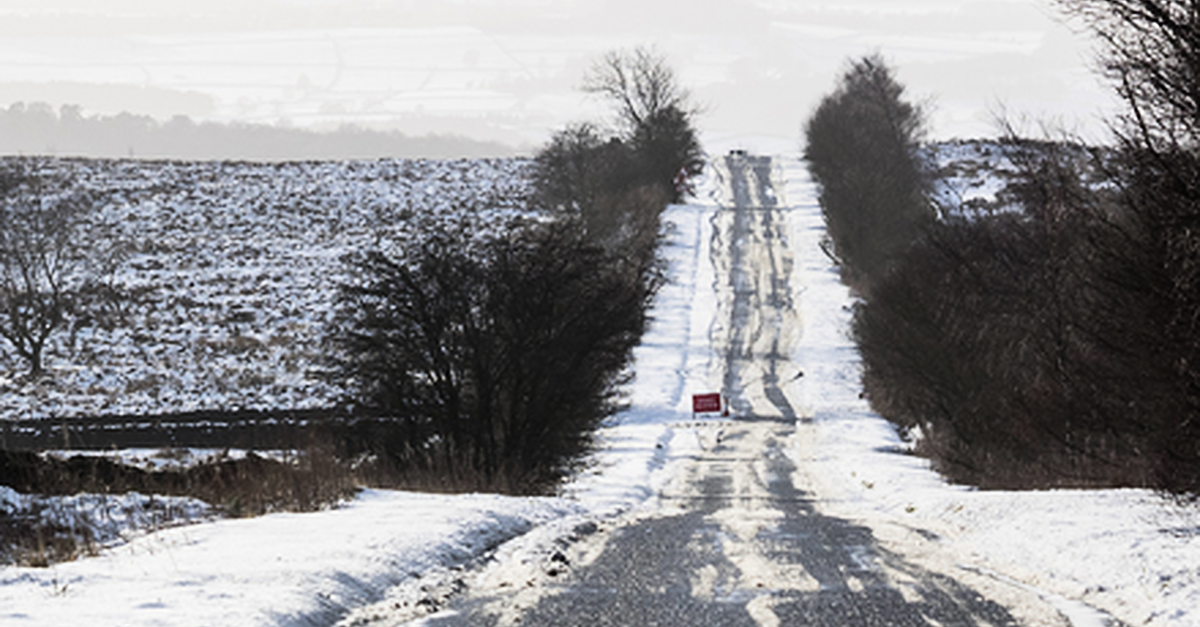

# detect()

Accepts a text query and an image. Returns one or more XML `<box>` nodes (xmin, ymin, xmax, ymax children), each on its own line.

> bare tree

<box><xmin>1055</xmin><ymin>0</ymin><xmax>1200</xmax><ymax>493</ymax></box>
<box><xmin>1056</xmin><ymin>0</ymin><xmax>1200</xmax><ymax>151</ymax></box>
<box><xmin>582</xmin><ymin>46</ymin><xmax>696</xmax><ymax>135</ymax></box>
<box><xmin>0</xmin><ymin>164</ymin><xmax>90</xmax><ymax>376</ymax></box>
<box><xmin>578</xmin><ymin>47</ymin><xmax>705</xmax><ymax>203</ymax></box>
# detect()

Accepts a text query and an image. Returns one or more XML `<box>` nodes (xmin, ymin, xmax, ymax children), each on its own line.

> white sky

<box><xmin>0</xmin><ymin>0</ymin><xmax>1118</xmax><ymax>150</ymax></box>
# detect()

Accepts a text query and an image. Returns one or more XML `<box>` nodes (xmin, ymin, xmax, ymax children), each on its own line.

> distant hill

<box><xmin>0</xmin><ymin>103</ymin><xmax>519</xmax><ymax>161</ymax></box>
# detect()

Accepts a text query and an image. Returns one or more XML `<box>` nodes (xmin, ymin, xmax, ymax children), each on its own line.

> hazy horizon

<box><xmin>0</xmin><ymin>0</ymin><xmax>1118</xmax><ymax>155</ymax></box>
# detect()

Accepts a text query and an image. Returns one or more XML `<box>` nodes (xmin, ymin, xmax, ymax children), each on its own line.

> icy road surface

<box><xmin>401</xmin><ymin>156</ymin><xmax>1118</xmax><ymax>627</ymax></box>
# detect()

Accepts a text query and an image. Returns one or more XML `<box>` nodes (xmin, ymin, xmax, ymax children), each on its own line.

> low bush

<box><xmin>0</xmin><ymin>443</ymin><xmax>359</xmax><ymax>566</ymax></box>
<box><xmin>0</xmin><ymin>446</ymin><xmax>357</xmax><ymax>516</ymax></box>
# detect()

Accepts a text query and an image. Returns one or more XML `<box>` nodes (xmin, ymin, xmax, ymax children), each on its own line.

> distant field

<box><xmin>0</xmin><ymin>156</ymin><xmax>533</xmax><ymax>422</ymax></box>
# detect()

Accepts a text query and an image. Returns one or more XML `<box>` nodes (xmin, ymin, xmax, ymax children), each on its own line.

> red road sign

<box><xmin>692</xmin><ymin>393</ymin><xmax>722</xmax><ymax>414</ymax></box>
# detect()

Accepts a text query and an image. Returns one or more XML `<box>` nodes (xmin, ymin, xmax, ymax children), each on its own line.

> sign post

<box><xmin>692</xmin><ymin>393</ymin><xmax>727</xmax><ymax>417</ymax></box>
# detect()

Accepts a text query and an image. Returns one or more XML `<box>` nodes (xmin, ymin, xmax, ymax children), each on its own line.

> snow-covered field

<box><xmin>1</xmin><ymin>152</ymin><xmax>1197</xmax><ymax>626</ymax></box>
<box><xmin>0</xmin><ymin>156</ymin><xmax>533</xmax><ymax>420</ymax></box>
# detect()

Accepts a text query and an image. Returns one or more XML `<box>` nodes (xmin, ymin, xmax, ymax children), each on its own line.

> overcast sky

<box><xmin>0</xmin><ymin>0</ymin><xmax>1117</xmax><ymax>152</ymax></box>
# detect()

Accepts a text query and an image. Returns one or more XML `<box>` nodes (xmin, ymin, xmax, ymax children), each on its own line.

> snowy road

<box><xmin>409</xmin><ymin>156</ymin><xmax>1081</xmax><ymax>626</ymax></box>
<box><xmin>5</xmin><ymin>154</ymin><xmax>1155</xmax><ymax>627</ymax></box>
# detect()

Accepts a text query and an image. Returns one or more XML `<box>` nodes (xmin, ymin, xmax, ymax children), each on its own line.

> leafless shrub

<box><xmin>329</xmin><ymin>220</ymin><xmax>660</xmax><ymax>494</ymax></box>
<box><xmin>854</xmin><ymin>136</ymin><xmax>1164</xmax><ymax>489</ymax></box>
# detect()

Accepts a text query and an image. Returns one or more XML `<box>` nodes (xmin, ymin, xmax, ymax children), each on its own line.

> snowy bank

<box><xmin>1</xmin><ymin>490</ymin><xmax>581</xmax><ymax>626</ymax></box>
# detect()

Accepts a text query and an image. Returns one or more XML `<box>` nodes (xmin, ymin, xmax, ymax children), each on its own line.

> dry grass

<box><xmin>0</xmin><ymin>430</ymin><xmax>563</xmax><ymax>567</ymax></box>
<box><xmin>0</xmin><ymin>442</ymin><xmax>360</xmax><ymax>567</ymax></box>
